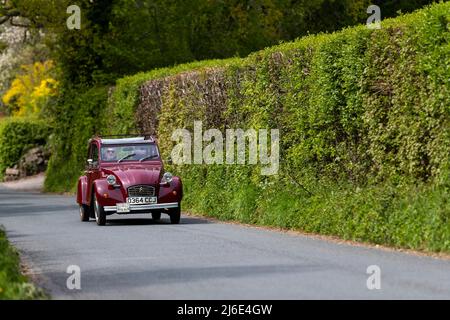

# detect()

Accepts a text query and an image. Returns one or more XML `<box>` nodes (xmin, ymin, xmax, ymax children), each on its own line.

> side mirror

<box><xmin>86</xmin><ymin>159</ymin><xmax>93</xmax><ymax>169</ymax></box>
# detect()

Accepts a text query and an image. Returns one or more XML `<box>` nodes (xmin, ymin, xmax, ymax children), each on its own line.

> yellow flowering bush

<box><xmin>2</xmin><ymin>61</ymin><xmax>58</xmax><ymax>117</ymax></box>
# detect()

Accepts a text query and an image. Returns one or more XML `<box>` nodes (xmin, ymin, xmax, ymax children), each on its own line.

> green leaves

<box><xmin>44</xmin><ymin>86</ymin><xmax>108</xmax><ymax>192</ymax></box>
<box><xmin>0</xmin><ymin>118</ymin><xmax>51</xmax><ymax>179</ymax></box>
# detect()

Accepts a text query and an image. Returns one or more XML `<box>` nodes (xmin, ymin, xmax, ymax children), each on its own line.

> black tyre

<box><xmin>94</xmin><ymin>194</ymin><xmax>107</xmax><ymax>226</ymax></box>
<box><xmin>152</xmin><ymin>211</ymin><xmax>161</xmax><ymax>221</ymax></box>
<box><xmin>169</xmin><ymin>206</ymin><xmax>181</xmax><ymax>224</ymax></box>
<box><xmin>79</xmin><ymin>204</ymin><xmax>90</xmax><ymax>222</ymax></box>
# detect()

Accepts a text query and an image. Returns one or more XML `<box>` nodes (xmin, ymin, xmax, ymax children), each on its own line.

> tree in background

<box><xmin>0</xmin><ymin>0</ymin><xmax>58</xmax><ymax>116</ymax></box>
<box><xmin>1</xmin><ymin>0</ymin><xmax>440</xmax><ymax>107</ymax></box>
<box><xmin>373</xmin><ymin>0</ymin><xmax>441</xmax><ymax>16</ymax></box>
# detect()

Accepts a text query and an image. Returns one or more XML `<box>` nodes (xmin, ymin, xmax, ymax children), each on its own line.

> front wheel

<box><xmin>79</xmin><ymin>204</ymin><xmax>90</xmax><ymax>222</ymax></box>
<box><xmin>94</xmin><ymin>194</ymin><xmax>107</xmax><ymax>226</ymax></box>
<box><xmin>169</xmin><ymin>206</ymin><xmax>181</xmax><ymax>224</ymax></box>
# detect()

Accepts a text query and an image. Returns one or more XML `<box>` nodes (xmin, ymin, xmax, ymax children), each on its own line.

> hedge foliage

<box><xmin>44</xmin><ymin>86</ymin><xmax>109</xmax><ymax>192</ymax></box>
<box><xmin>46</xmin><ymin>2</ymin><xmax>450</xmax><ymax>251</ymax></box>
<box><xmin>0</xmin><ymin>117</ymin><xmax>52</xmax><ymax>179</ymax></box>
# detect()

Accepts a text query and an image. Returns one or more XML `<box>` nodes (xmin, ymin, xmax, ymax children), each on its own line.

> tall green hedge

<box><xmin>44</xmin><ymin>86</ymin><xmax>109</xmax><ymax>192</ymax></box>
<box><xmin>0</xmin><ymin>118</ymin><xmax>52</xmax><ymax>179</ymax></box>
<box><xmin>46</xmin><ymin>2</ymin><xmax>450</xmax><ymax>251</ymax></box>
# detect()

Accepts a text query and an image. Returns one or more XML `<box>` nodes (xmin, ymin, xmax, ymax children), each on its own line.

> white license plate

<box><xmin>126</xmin><ymin>197</ymin><xmax>157</xmax><ymax>205</ymax></box>
<box><xmin>116</xmin><ymin>203</ymin><xmax>130</xmax><ymax>213</ymax></box>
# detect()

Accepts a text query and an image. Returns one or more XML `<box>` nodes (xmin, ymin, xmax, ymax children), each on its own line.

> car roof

<box><xmin>98</xmin><ymin>137</ymin><xmax>156</xmax><ymax>145</ymax></box>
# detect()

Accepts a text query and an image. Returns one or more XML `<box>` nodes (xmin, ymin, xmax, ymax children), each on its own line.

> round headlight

<box><xmin>106</xmin><ymin>175</ymin><xmax>116</xmax><ymax>185</ymax></box>
<box><xmin>162</xmin><ymin>172</ymin><xmax>173</xmax><ymax>184</ymax></box>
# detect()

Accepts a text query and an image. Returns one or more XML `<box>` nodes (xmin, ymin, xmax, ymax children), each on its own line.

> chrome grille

<box><xmin>127</xmin><ymin>185</ymin><xmax>155</xmax><ymax>197</ymax></box>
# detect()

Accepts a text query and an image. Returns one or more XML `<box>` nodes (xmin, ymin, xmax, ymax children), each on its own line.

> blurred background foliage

<box><xmin>2</xmin><ymin>60</ymin><xmax>58</xmax><ymax>117</ymax></box>
<box><xmin>1</xmin><ymin>0</ymin><xmax>440</xmax><ymax>95</ymax></box>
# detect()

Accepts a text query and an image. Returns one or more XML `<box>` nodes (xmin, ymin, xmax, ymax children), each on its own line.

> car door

<box><xmin>87</xmin><ymin>142</ymin><xmax>101</xmax><ymax>205</ymax></box>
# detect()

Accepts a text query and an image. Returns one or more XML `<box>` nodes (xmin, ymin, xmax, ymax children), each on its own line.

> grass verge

<box><xmin>0</xmin><ymin>227</ymin><xmax>47</xmax><ymax>300</ymax></box>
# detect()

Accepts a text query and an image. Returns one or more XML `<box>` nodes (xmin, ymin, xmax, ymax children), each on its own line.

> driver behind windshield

<box><xmin>104</xmin><ymin>147</ymin><xmax>117</xmax><ymax>161</ymax></box>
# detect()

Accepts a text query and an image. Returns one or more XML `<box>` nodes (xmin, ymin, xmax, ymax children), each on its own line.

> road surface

<box><xmin>1</xmin><ymin>187</ymin><xmax>450</xmax><ymax>299</ymax></box>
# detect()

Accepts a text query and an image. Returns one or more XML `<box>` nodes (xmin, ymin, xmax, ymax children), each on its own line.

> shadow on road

<box><xmin>0</xmin><ymin>204</ymin><xmax>78</xmax><ymax>217</ymax></box>
<box><xmin>106</xmin><ymin>216</ymin><xmax>210</xmax><ymax>226</ymax></box>
<box><xmin>56</xmin><ymin>263</ymin><xmax>327</xmax><ymax>297</ymax></box>
<box><xmin>0</xmin><ymin>189</ymin><xmax>72</xmax><ymax>215</ymax></box>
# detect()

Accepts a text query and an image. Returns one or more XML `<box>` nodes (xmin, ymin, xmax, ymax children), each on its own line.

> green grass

<box><xmin>177</xmin><ymin>164</ymin><xmax>450</xmax><ymax>252</ymax></box>
<box><xmin>0</xmin><ymin>227</ymin><xmax>47</xmax><ymax>300</ymax></box>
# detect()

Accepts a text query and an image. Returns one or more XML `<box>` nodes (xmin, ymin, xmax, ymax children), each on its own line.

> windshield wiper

<box><xmin>139</xmin><ymin>154</ymin><xmax>159</xmax><ymax>162</ymax></box>
<box><xmin>117</xmin><ymin>153</ymin><xmax>136</xmax><ymax>163</ymax></box>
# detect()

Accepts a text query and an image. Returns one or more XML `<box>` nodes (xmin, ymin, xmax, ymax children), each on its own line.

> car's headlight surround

<box><xmin>106</xmin><ymin>175</ymin><xmax>117</xmax><ymax>185</ymax></box>
<box><xmin>162</xmin><ymin>172</ymin><xmax>173</xmax><ymax>184</ymax></box>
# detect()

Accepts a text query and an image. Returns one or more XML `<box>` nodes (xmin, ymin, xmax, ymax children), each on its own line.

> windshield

<box><xmin>101</xmin><ymin>144</ymin><xmax>160</xmax><ymax>162</ymax></box>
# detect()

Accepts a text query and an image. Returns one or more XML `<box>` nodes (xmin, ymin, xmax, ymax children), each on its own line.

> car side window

<box><xmin>91</xmin><ymin>144</ymin><xmax>99</xmax><ymax>164</ymax></box>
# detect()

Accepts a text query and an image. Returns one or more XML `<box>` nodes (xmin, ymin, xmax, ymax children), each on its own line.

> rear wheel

<box><xmin>152</xmin><ymin>211</ymin><xmax>161</xmax><ymax>221</ymax></box>
<box><xmin>94</xmin><ymin>194</ymin><xmax>106</xmax><ymax>226</ymax></box>
<box><xmin>79</xmin><ymin>204</ymin><xmax>90</xmax><ymax>222</ymax></box>
<box><xmin>169</xmin><ymin>206</ymin><xmax>181</xmax><ymax>224</ymax></box>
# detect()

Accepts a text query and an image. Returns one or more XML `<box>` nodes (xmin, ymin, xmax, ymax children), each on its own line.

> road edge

<box><xmin>182</xmin><ymin>211</ymin><xmax>450</xmax><ymax>261</ymax></box>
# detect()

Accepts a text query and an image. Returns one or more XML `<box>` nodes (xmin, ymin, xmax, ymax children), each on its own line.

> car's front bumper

<box><xmin>104</xmin><ymin>202</ymin><xmax>179</xmax><ymax>214</ymax></box>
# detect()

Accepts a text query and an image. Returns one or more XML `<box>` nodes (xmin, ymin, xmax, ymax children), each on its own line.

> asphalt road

<box><xmin>1</xmin><ymin>187</ymin><xmax>450</xmax><ymax>300</ymax></box>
